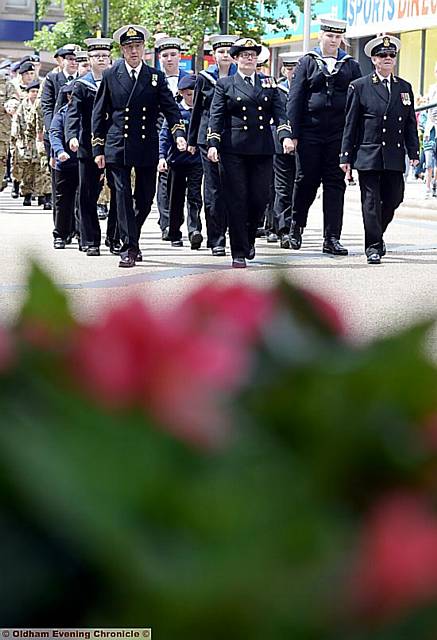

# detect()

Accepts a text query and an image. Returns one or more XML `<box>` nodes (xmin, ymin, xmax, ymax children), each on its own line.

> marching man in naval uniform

<box><xmin>91</xmin><ymin>25</ymin><xmax>187</xmax><ymax>268</ymax></box>
<box><xmin>340</xmin><ymin>34</ymin><xmax>420</xmax><ymax>264</ymax></box>
<box><xmin>287</xmin><ymin>18</ymin><xmax>361</xmax><ymax>255</ymax></box>
<box><xmin>207</xmin><ymin>38</ymin><xmax>293</xmax><ymax>268</ymax></box>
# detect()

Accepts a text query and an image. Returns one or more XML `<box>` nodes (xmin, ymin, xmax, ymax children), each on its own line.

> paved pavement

<box><xmin>1</xmin><ymin>178</ymin><xmax>437</xmax><ymax>347</ymax></box>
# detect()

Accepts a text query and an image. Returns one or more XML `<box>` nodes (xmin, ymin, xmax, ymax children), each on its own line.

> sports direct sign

<box><xmin>346</xmin><ymin>0</ymin><xmax>437</xmax><ymax>36</ymax></box>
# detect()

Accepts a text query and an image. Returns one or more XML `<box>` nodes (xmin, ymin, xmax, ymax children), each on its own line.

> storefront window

<box><xmin>399</xmin><ymin>30</ymin><xmax>422</xmax><ymax>96</ymax></box>
<box><xmin>424</xmin><ymin>28</ymin><xmax>437</xmax><ymax>97</ymax></box>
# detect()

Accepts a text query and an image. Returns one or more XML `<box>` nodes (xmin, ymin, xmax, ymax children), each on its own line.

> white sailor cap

<box><xmin>278</xmin><ymin>51</ymin><xmax>303</xmax><ymax>66</ymax></box>
<box><xmin>155</xmin><ymin>36</ymin><xmax>185</xmax><ymax>52</ymax></box>
<box><xmin>75</xmin><ymin>51</ymin><xmax>89</xmax><ymax>62</ymax></box>
<box><xmin>84</xmin><ymin>37</ymin><xmax>113</xmax><ymax>51</ymax></box>
<box><xmin>364</xmin><ymin>33</ymin><xmax>401</xmax><ymax>57</ymax></box>
<box><xmin>257</xmin><ymin>45</ymin><xmax>270</xmax><ymax>66</ymax></box>
<box><xmin>208</xmin><ymin>34</ymin><xmax>238</xmax><ymax>50</ymax></box>
<box><xmin>319</xmin><ymin>17</ymin><xmax>347</xmax><ymax>34</ymax></box>
<box><xmin>113</xmin><ymin>25</ymin><xmax>149</xmax><ymax>45</ymax></box>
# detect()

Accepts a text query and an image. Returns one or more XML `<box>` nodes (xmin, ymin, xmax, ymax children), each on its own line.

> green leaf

<box><xmin>18</xmin><ymin>262</ymin><xmax>74</xmax><ymax>335</ymax></box>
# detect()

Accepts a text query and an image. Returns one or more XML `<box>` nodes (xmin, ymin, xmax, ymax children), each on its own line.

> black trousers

<box><xmin>220</xmin><ymin>153</ymin><xmax>273</xmax><ymax>259</ymax></box>
<box><xmin>273</xmin><ymin>153</ymin><xmax>296</xmax><ymax>234</ymax></box>
<box><xmin>78</xmin><ymin>158</ymin><xmax>101</xmax><ymax>248</ymax></box>
<box><xmin>292</xmin><ymin>137</ymin><xmax>346</xmax><ymax>238</ymax></box>
<box><xmin>168</xmin><ymin>163</ymin><xmax>203</xmax><ymax>242</ymax></box>
<box><xmin>358</xmin><ymin>169</ymin><xmax>405</xmax><ymax>252</ymax></box>
<box><xmin>157</xmin><ymin>170</ymin><xmax>169</xmax><ymax>231</ymax></box>
<box><xmin>199</xmin><ymin>145</ymin><xmax>227</xmax><ymax>248</ymax></box>
<box><xmin>107</xmin><ymin>164</ymin><xmax>157</xmax><ymax>255</ymax></box>
<box><xmin>44</xmin><ymin>135</ymin><xmax>56</xmax><ymax>223</ymax></box>
<box><xmin>105</xmin><ymin>169</ymin><xmax>119</xmax><ymax>244</ymax></box>
<box><xmin>53</xmin><ymin>166</ymin><xmax>79</xmax><ymax>240</ymax></box>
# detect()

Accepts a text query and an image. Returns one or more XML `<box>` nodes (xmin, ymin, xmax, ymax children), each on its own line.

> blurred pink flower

<box><xmin>351</xmin><ymin>492</ymin><xmax>437</xmax><ymax>619</ymax></box>
<box><xmin>303</xmin><ymin>290</ymin><xmax>345</xmax><ymax>336</ymax></box>
<box><xmin>70</xmin><ymin>284</ymin><xmax>276</xmax><ymax>448</ymax></box>
<box><xmin>0</xmin><ymin>325</ymin><xmax>14</xmax><ymax>372</ymax></box>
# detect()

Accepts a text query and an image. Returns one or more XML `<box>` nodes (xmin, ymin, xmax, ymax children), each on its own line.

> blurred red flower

<box><xmin>70</xmin><ymin>284</ymin><xmax>276</xmax><ymax>448</ymax></box>
<box><xmin>351</xmin><ymin>492</ymin><xmax>437</xmax><ymax>620</ymax></box>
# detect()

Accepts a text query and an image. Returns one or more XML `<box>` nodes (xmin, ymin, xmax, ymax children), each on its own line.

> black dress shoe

<box><xmin>23</xmin><ymin>194</ymin><xmax>32</xmax><ymax>206</ymax></box>
<box><xmin>11</xmin><ymin>180</ymin><xmax>19</xmax><ymax>199</ymax></box>
<box><xmin>105</xmin><ymin>238</ymin><xmax>121</xmax><ymax>255</ymax></box>
<box><xmin>323</xmin><ymin>237</ymin><xmax>348</xmax><ymax>256</ymax></box>
<box><xmin>255</xmin><ymin>227</ymin><xmax>266</xmax><ymax>238</ymax></box>
<box><xmin>212</xmin><ymin>246</ymin><xmax>226</xmax><ymax>256</ymax></box>
<box><xmin>162</xmin><ymin>226</ymin><xmax>170</xmax><ymax>241</ymax></box>
<box><xmin>136</xmin><ymin>249</ymin><xmax>143</xmax><ymax>262</ymax></box>
<box><xmin>190</xmin><ymin>230</ymin><xmax>203</xmax><ymax>250</ymax></box>
<box><xmin>247</xmin><ymin>245</ymin><xmax>255</xmax><ymax>260</ymax></box>
<box><xmin>380</xmin><ymin>240</ymin><xmax>386</xmax><ymax>257</ymax></box>
<box><xmin>86</xmin><ymin>246</ymin><xmax>100</xmax><ymax>256</ymax></box>
<box><xmin>366</xmin><ymin>249</ymin><xmax>381</xmax><ymax>265</ymax></box>
<box><xmin>54</xmin><ymin>238</ymin><xmax>65</xmax><ymax>249</ymax></box>
<box><xmin>280</xmin><ymin>234</ymin><xmax>291</xmax><ymax>249</ymax></box>
<box><xmin>171</xmin><ymin>240</ymin><xmax>183</xmax><ymax>247</ymax></box>
<box><xmin>119</xmin><ymin>254</ymin><xmax>136</xmax><ymax>268</ymax></box>
<box><xmin>43</xmin><ymin>195</ymin><xmax>52</xmax><ymax>210</ymax></box>
<box><xmin>232</xmin><ymin>257</ymin><xmax>246</xmax><ymax>268</ymax></box>
<box><xmin>290</xmin><ymin>222</ymin><xmax>302</xmax><ymax>250</ymax></box>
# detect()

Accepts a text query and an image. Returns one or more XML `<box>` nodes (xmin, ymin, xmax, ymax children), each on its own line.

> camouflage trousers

<box><xmin>0</xmin><ymin>140</ymin><xmax>8</xmax><ymax>190</ymax></box>
<box><xmin>15</xmin><ymin>159</ymin><xmax>51</xmax><ymax>196</ymax></box>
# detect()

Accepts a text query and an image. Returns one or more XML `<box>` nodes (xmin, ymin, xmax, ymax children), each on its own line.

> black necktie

<box><xmin>131</xmin><ymin>69</ymin><xmax>136</xmax><ymax>84</ymax></box>
<box><xmin>67</xmin><ymin>75</ymin><xmax>73</xmax><ymax>81</ymax></box>
<box><xmin>244</xmin><ymin>76</ymin><xmax>253</xmax><ymax>86</ymax></box>
<box><xmin>382</xmin><ymin>78</ymin><xmax>390</xmax><ymax>95</ymax></box>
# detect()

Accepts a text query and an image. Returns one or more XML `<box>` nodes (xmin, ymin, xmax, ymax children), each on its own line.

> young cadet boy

<box><xmin>158</xmin><ymin>75</ymin><xmax>203</xmax><ymax>249</ymax></box>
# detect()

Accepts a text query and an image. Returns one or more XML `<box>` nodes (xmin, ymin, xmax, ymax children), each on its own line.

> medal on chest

<box><xmin>261</xmin><ymin>77</ymin><xmax>276</xmax><ymax>89</ymax></box>
<box><xmin>400</xmin><ymin>92</ymin><xmax>411</xmax><ymax>106</ymax></box>
<box><xmin>151</xmin><ymin>74</ymin><xmax>158</xmax><ymax>87</ymax></box>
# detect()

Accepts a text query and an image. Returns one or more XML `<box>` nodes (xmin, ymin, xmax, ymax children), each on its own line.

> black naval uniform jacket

<box><xmin>188</xmin><ymin>64</ymin><xmax>236</xmax><ymax>146</ymax></box>
<box><xmin>287</xmin><ymin>49</ymin><xmax>362</xmax><ymax>141</ymax></box>
<box><xmin>340</xmin><ymin>72</ymin><xmax>420</xmax><ymax>171</ymax></box>
<box><xmin>41</xmin><ymin>70</ymin><xmax>70</xmax><ymax>134</ymax></box>
<box><xmin>65</xmin><ymin>72</ymin><xmax>98</xmax><ymax>160</ymax></box>
<box><xmin>206</xmin><ymin>73</ymin><xmax>291</xmax><ymax>154</ymax></box>
<box><xmin>91</xmin><ymin>60</ymin><xmax>186</xmax><ymax>167</ymax></box>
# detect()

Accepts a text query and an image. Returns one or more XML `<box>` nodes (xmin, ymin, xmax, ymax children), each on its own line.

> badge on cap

<box><xmin>127</xmin><ymin>27</ymin><xmax>138</xmax><ymax>37</ymax></box>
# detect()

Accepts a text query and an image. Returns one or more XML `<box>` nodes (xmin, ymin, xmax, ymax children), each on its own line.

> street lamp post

<box><xmin>34</xmin><ymin>0</ymin><xmax>40</xmax><ymax>54</ymax></box>
<box><xmin>102</xmin><ymin>0</ymin><xmax>109</xmax><ymax>37</ymax></box>
<box><xmin>303</xmin><ymin>0</ymin><xmax>311</xmax><ymax>53</ymax></box>
<box><xmin>219</xmin><ymin>0</ymin><xmax>229</xmax><ymax>34</ymax></box>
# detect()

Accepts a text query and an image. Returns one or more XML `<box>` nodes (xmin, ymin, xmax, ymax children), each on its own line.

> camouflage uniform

<box><xmin>28</xmin><ymin>97</ymin><xmax>51</xmax><ymax>197</ymax></box>
<box><xmin>11</xmin><ymin>95</ymin><xmax>41</xmax><ymax>196</ymax></box>
<box><xmin>0</xmin><ymin>75</ymin><xmax>18</xmax><ymax>190</ymax></box>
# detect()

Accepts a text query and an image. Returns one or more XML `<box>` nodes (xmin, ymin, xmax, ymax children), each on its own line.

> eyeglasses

<box><xmin>239</xmin><ymin>52</ymin><xmax>257</xmax><ymax>59</ymax></box>
<box><xmin>378</xmin><ymin>53</ymin><xmax>396</xmax><ymax>59</ymax></box>
<box><xmin>89</xmin><ymin>54</ymin><xmax>110</xmax><ymax>59</ymax></box>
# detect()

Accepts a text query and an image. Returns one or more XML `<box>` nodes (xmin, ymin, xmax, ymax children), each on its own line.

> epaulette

<box><xmin>199</xmin><ymin>70</ymin><xmax>217</xmax><ymax>86</ymax></box>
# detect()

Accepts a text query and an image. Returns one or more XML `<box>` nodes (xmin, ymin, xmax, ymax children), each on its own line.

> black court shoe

<box><xmin>290</xmin><ymin>222</ymin><xmax>302</xmax><ymax>250</ymax></box>
<box><xmin>323</xmin><ymin>237</ymin><xmax>348</xmax><ymax>256</ymax></box>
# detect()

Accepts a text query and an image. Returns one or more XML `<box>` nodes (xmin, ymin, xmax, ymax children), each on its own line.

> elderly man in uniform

<box><xmin>340</xmin><ymin>34</ymin><xmax>419</xmax><ymax>264</ymax></box>
<box><xmin>287</xmin><ymin>18</ymin><xmax>361</xmax><ymax>254</ymax></box>
<box><xmin>92</xmin><ymin>25</ymin><xmax>187</xmax><ymax>268</ymax></box>
<box><xmin>207</xmin><ymin>38</ymin><xmax>293</xmax><ymax>268</ymax></box>
<box><xmin>187</xmin><ymin>33</ymin><xmax>238</xmax><ymax>256</ymax></box>
<box><xmin>155</xmin><ymin>36</ymin><xmax>189</xmax><ymax>241</ymax></box>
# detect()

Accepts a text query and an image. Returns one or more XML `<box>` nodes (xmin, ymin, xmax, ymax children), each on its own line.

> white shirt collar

<box><xmin>63</xmin><ymin>70</ymin><xmax>78</xmax><ymax>80</ymax></box>
<box><xmin>376</xmin><ymin>71</ymin><xmax>391</xmax><ymax>85</ymax></box>
<box><xmin>124</xmin><ymin>61</ymin><xmax>143</xmax><ymax>76</ymax></box>
<box><xmin>181</xmin><ymin>98</ymin><xmax>191</xmax><ymax>110</ymax></box>
<box><xmin>237</xmin><ymin>70</ymin><xmax>256</xmax><ymax>84</ymax></box>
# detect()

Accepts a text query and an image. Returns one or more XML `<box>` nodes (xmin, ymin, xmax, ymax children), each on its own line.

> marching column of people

<box><xmin>0</xmin><ymin>21</ymin><xmax>428</xmax><ymax>269</ymax></box>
